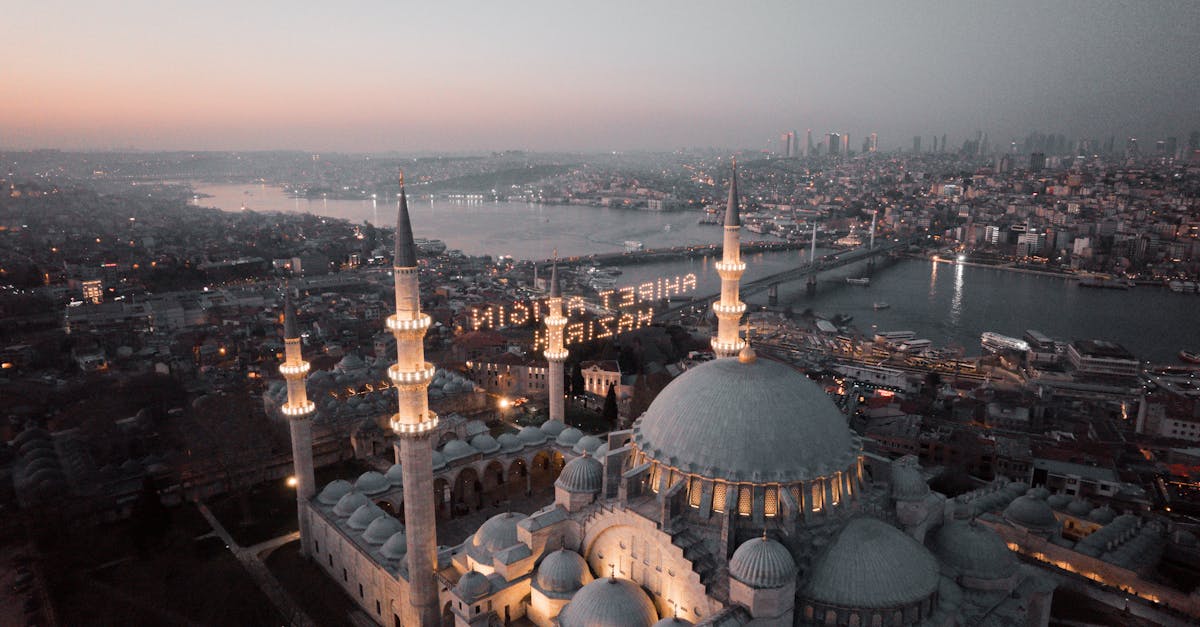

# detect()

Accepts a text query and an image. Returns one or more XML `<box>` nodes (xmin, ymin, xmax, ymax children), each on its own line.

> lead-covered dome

<box><xmin>632</xmin><ymin>357</ymin><xmax>857</xmax><ymax>483</ymax></box>
<box><xmin>534</xmin><ymin>549</ymin><xmax>593</xmax><ymax>595</ymax></box>
<box><xmin>556</xmin><ymin>454</ymin><xmax>603</xmax><ymax>493</ymax></box>
<box><xmin>803</xmin><ymin>518</ymin><xmax>939</xmax><ymax>608</ymax></box>
<box><xmin>557</xmin><ymin>577</ymin><xmax>658</xmax><ymax>627</ymax></box>
<box><xmin>930</xmin><ymin>517</ymin><xmax>1018</xmax><ymax>581</ymax></box>
<box><xmin>729</xmin><ymin>536</ymin><xmax>797</xmax><ymax>588</ymax></box>
<box><xmin>466</xmin><ymin>512</ymin><xmax>525</xmax><ymax>564</ymax></box>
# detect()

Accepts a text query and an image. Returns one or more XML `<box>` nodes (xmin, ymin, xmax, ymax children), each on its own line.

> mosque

<box><xmin>275</xmin><ymin>168</ymin><xmax>1056</xmax><ymax>626</ymax></box>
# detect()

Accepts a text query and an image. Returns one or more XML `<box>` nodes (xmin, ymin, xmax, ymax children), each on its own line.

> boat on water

<box><xmin>846</xmin><ymin>277</ymin><xmax>870</xmax><ymax>286</ymax></box>
<box><xmin>1181</xmin><ymin>350</ymin><xmax>1200</xmax><ymax>364</ymax></box>
<box><xmin>981</xmin><ymin>331</ymin><xmax>1030</xmax><ymax>354</ymax></box>
<box><xmin>873</xmin><ymin>302</ymin><xmax>890</xmax><ymax>310</ymax></box>
<box><xmin>1078</xmin><ymin>276</ymin><xmax>1132</xmax><ymax>290</ymax></box>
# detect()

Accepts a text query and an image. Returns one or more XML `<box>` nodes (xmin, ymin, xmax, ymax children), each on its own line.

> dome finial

<box><xmin>738</xmin><ymin>344</ymin><xmax>757</xmax><ymax>364</ymax></box>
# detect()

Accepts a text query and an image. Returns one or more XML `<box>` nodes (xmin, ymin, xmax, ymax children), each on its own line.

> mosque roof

<box><xmin>470</xmin><ymin>433</ymin><xmax>500</xmax><ymax>454</ymax></box>
<box><xmin>1003</xmin><ymin>494</ymin><xmax>1059</xmax><ymax>532</ymax></box>
<box><xmin>557</xmin><ymin>577</ymin><xmax>658</xmax><ymax>627</ymax></box>
<box><xmin>518</xmin><ymin>426</ymin><xmax>548</xmax><ymax>445</ymax></box>
<box><xmin>466</xmin><ymin>512</ymin><xmax>525</xmax><ymax>564</ymax></box>
<box><xmin>540</xmin><ymin>419</ymin><xmax>567</xmax><ymax>437</ymax></box>
<box><xmin>632</xmin><ymin>357</ymin><xmax>858</xmax><ymax>483</ymax></box>
<box><xmin>929</xmin><ymin>517</ymin><xmax>1018</xmax><ymax>581</ymax></box>
<box><xmin>455</xmin><ymin>571</ymin><xmax>491</xmax><ymax>601</ymax></box>
<box><xmin>385</xmin><ymin>463</ymin><xmax>405</xmax><ymax>486</ymax></box>
<box><xmin>573</xmin><ymin>435</ymin><xmax>604</xmax><ymax>455</ymax></box>
<box><xmin>555</xmin><ymin>427</ymin><xmax>584</xmax><ymax>447</ymax></box>
<box><xmin>380</xmin><ymin>531</ymin><xmax>408</xmax><ymax>560</ymax></box>
<box><xmin>354</xmin><ymin>471</ymin><xmax>389</xmax><ymax>495</ymax></box>
<box><xmin>317</xmin><ymin>479</ymin><xmax>352</xmax><ymax>506</ymax></box>
<box><xmin>333</xmin><ymin>491</ymin><xmax>369</xmax><ymax>517</ymax></box>
<box><xmin>347</xmin><ymin>502</ymin><xmax>386</xmax><ymax>530</ymax></box>
<box><xmin>534</xmin><ymin>549</ymin><xmax>593</xmax><ymax>595</ymax></box>
<box><xmin>802</xmin><ymin>518</ymin><xmax>939</xmax><ymax>608</ymax></box>
<box><xmin>363</xmin><ymin>516</ymin><xmax>403</xmax><ymax>545</ymax></box>
<box><xmin>728</xmin><ymin>536</ymin><xmax>797</xmax><ymax>589</ymax></box>
<box><xmin>555</xmin><ymin>454</ymin><xmax>603</xmax><ymax>493</ymax></box>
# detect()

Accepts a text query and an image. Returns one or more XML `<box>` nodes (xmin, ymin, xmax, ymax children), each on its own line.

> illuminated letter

<box><xmin>470</xmin><ymin>307</ymin><xmax>488</xmax><ymax>331</ymax></box>
<box><xmin>635</xmin><ymin>307</ymin><xmax>654</xmax><ymax>328</ymax></box>
<box><xmin>509</xmin><ymin>301</ymin><xmax>529</xmax><ymax>326</ymax></box>
<box><xmin>637</xmin><ymin>282</ymin><xmax>655</xmax><ymax>303</ymax></box>
<box><xmin>567</xmin><ymin>296</ymin><xmax>586</xmax><ymax>317</ymax></box>
<box><xmin>565</xmin><ymin>322</ymin><xmax>585</xmax><ymax>345</ymax></box>
<box><xmin>617</xmin><ymin>312</ymin><xmax>635</xmax><ymax>334</ymax></box>
<box><xmin>682</xmin><ymin>273</ymin><xmax>697</xmax><ymax>293</ymax></box>
<box><xmin>660</xmin><ymin>275</ymin><xmax>680</xmax><ymax>299</ymax></box>
<box><xmin>618</xmin><ymin>286</ymin><xmax>635</xmax><ymax>308</ymax></box>
<box><xmin>598</xmin><ymin>290</ymin><xmax>614</xmax><ymax>309</ymax></box>
<box><xmin>596</xmin><ymin>316</ymin><xmax>614</xmax><ymax>339</ymax></box>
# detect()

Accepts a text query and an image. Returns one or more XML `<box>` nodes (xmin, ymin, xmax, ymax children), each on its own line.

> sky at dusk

<box><xmin>3</xmin><ymin>1</ymin><xmax>1198</xmax><ymax>153</ymax></box>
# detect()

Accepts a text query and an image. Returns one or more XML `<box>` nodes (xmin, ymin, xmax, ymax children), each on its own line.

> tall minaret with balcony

<box><xmin>386</xmin><ymin>171</ymin><xmax>440</xmax><ymax>626</ymax></box>
<box><xmin>712</xmin><ymin>160</ymin><xmax>747</xmax><ymax>358</ymax></box>
<box><xmin>279</xmin><ymin>289</ymin><xmax>316</xmax><ymax>556</ymax></box>
<box><xmin>544</xmin><ymin>262</ymin><xmax>568</xmax><ymax>422</ymax></box>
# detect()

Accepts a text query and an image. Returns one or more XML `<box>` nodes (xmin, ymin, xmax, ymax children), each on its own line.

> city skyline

<box><xmin>3</xmin><ymin>1</ymin><xmax>1198</xmax><ymax>152</ymax></box>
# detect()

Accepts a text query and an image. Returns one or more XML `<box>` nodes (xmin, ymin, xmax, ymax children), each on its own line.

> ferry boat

<box><xmin>981</xmin><ymin>331</ymin><xmax>1030</xmax><ymax>354</ymax></box>
<box><xmin>624</xmin><ymin>240</ymin><xmax>644</xmax><ymax>253</ymax></box>
<box><xmin>873</xmin><ymin>302</ymin><xmax>890</xmax><ymax>310</ymax></box>
<box><xmin>846</xmin><ymin>277</ymin><xmax>871</xmax><ymax>286</ymax></box>
<box><xmin>414</xmin><ymin>238</ymin><xmax>446</xmax><ymax>256</ymax></box>
<box><xmin>1181</xmin><ymin>350</ymin><xmax>1200</xmax><ymax>364</ymax></box>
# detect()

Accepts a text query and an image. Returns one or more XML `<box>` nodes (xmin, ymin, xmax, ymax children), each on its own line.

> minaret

<box><xmin>712</xmin><ymin>160</ymin><xmax>747</xmax><ymax>358</ymax></box>
<box><xmin>279</xmin><ymin>288</ymin><xmax>316</xmax><ymax>556</ymax></box>
<box><xmin>544</xmin><ymin>262</ymin><xmax>568</xmax><ymax>422</ymax></box>
<box><xmin>387</xmin><ymin>171</ymin><xmax>440</xmax><ymax>626</ymax></box>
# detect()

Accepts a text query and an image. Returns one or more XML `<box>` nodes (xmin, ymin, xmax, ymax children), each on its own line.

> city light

<box><xmin>286</xmin><ymin>476</ymin><xmax>298</xmax><ymax>488</ymax></box>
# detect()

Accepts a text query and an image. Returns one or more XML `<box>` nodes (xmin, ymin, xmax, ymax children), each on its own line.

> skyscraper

<box><xmin>805</xmin><ymin>128</ymin><xmax>813</xmax><ymax>157</ymax></box>
<box><xmin>869</xmin><ymin>132</ymin><xmax>878</xmax><ymax>152</ymax></box>
<box><xmin>912</xmin><ymin>135</ymin><xmax>922</xmax><ymax>154</ymax></box>
<box><xmin>827</xmin><ymin>132</ymin><xmax>840</xmax><ymax>157</ymax></box>
<box><xmin>841</xmin><ymin>133</ymin><xmax>850</xmax><ymax>157</ymax></box>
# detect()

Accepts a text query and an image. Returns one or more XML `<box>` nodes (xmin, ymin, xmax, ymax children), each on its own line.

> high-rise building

<box><xmin>869</xmin><ymin>132</ymin><xmax>878</xmax><ymax>152</ymax></box>
<box><xmin>1189</xmin><ymin>131</ymin><xmax>1200</xmax><ymax>151</ymax></box>
<box><xmin>827</xmin><ymin>132</ymin><xmax>840</xmax><ymax>157</ymax></box>
<box><xmin>1166</xmin><ymin>137</ymin><xmax>1178</xmax><ymax>158</ymax></box>
<box><xmin>805</xmin><ymin>128</ymin><xmax>813</xmax><ymax>157</ymax></box>
<box><xmin>841</xmin><ymin>133</ymin><xmax>850</xmax><ymax>157</ymax></box>
<box><xmin>912</xmin><ymin>135</ymin><xmax>922</xmax><ymax>154</ymax></box>
<box><xmin>711</xmin><ymin>161</ymin><xmax>745</xmax><ymax>358</ymax></box>
<box><xmin>780</xmin><ymin>132</ymin><xmax>792</xmax><ymax>158</ymax></box>
<box><xmin>1126</xmin><ymin>137</ymin><xmax>1139</xmax><ymax>157</ymax></box>
<box><xmin>941</xmin><ymin>133</ymin><xmax>947</xmax><ymax>154</ymax></box>
<box><xmin>1030</xmin><ymin>152</ymin><xmax>1046</xmax><ymax>172</ymax></box>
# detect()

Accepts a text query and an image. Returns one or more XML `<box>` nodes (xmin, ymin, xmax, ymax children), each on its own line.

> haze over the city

<box><xmin>3</xmin><ymin>0</ymin><xmax>1198</xmax><ymax>152</ymax></box>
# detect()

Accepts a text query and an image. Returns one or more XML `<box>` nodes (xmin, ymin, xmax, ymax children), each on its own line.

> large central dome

<box><xmin>631</xmin><ymin>356</ymin><xmax>858</xmax><ymax>484</ymax></box>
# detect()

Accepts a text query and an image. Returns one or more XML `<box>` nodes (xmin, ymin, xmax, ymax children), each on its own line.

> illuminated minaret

<box><xmin>544</xmin><ymin>262</ymin><xmax>568</xmax><ymax>422</ymax></box>
<box><xmin>387</xmin><ymin>172</ymin><xmax>440</xmax><ymax>626</ymax></box>
<box><xmin>711</xmin><ymin>160</ymin><xmax>746</xmax><ymax>358</ymax></box>
<box><xmin>279</xmin><ymin>289</ymin><xmax>316</xmax><ymax>556</ymax></box>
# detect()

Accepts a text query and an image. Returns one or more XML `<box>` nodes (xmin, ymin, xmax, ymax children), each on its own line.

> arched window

<box><xmin>688</xmin><ymin>477</ymin><xmax>702</xmax><ymax>508</ymax></box>
<box><xmin>737</xmin><ymin>485</ymin><xmax>752</xmax><ymax>517</ymax></box>
<box><xmin>649</xmin><ymin>464</ymin><xmax>661</xmax><ymax>494</ymax></box>
<box><xmin>712</xmin><ymin>482</ymin><xmax>727</xmax><ymax>513</ymax></box>
<box><xmin>812</xmin><ymin>482</ymin><xmax>824</xmax><ymax>512</ymax></box>
<box><xmin>764</xmin><ymin>486</ymin><xmax>779</xmax><ymax>517</ymax></box>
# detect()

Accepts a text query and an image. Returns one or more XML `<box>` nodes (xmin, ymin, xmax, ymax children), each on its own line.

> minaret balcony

<box><xmin>388</xmin><ymin>363</ymin><xmax>436</xmax><ymax>385</ymax></box>
<box><xmin>386</xmin><ymin>314</ymin><xmax>432</xmax><ymax>332</ymax></box>
<box><xmin>544</xmin><ymin>349</ymin><xmax>569</xmax><ymax>361</ymax></box>
<box><xmin>391</xmin><ymin>412</ymin><xmax>439</xmax><ymax>435</ymax></box>
<box><xmin>281</xmin><ymin>400</ymin><xmax>315</xmax><ymax>417</ymax></box>
<box><xmin>278</xmin><ymin>361</ymin><xmax>310</xmax><ymax>377</ymax></box>
<box><xmin>544</xmin><ymin>315</ymin><xmax>567</xmax><ymax>328</ymax></box>
<box><xmin>714</xmin><ymin>260</ymin><xmax>746</xmax><ymax>273</ymax></box>
<box><xmin>710</xmin><ymin>338</ymin><xmax>746</xmax><ymax>354</ymax></box>
<box><xmin>712</xmin><ymin>301</ymin><xmax>746</xmax><ymax>316</ymax></box>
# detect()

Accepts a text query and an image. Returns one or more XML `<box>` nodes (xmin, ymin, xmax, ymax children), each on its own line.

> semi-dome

<box><xmin>442</xmin><ymin>439</ymin><xmax>476</xmax><ymax>461</ymax></box>
<box><xmin>803</xmin><ymin>518</ymin><xmax>939</xmax><ymax>608</ymax></box>
<box><xmin>470</xmin><ymin>433</ymin><xmax>501</xmax><ymax>454</ymax></box>
<box><xmin>455</xmin><ymin>571</ymin><xmax>491</xmax><ymax>601</ymax></box>
<box><xmin>333</xmin><ymin>491</ymin><xmax>370</xmax><ymax>517</ymax></box>
<box><xmin>540</xmin><ymin>419</ymin><xmax>567</xmax><ymax>437</ymax></box>
<box><xmin>557</xmin><ymin>577</ymin><xmax>658</xmax><ymax>627</ymax></box>
<box><xmin>930</xmin><ymin>518</ymin><xmax>1018</xmax><ymax>581</ymax></box>
<box><xmin>347</xmin><ymin>502</ymin><xmax>386</xmax><ymax>530</ymax></box>
<box><xmin>318</xmin><ymin>479</ymin><xmax>353</xmax><ymax>505</ymax></box>
<box><xmin>1003</xmin><ymin>494</ymin><xmax>1059</xmax><ymax>533</ymax></box>
<box><xmin>466</xmin><ymin>512</ymin><xmax>525</xmax><ymax>564</ymax></box>
<box><xmin>556</xmin><ymin>427</ymin><xmax>584</xmax><ymax>447</ymax></box>
<box><xmin>555</xmin><ymin>454</ymin><xmax>603</xmax><ymax>493</ymax></box>
<box><xmin>891</xmin><ymin>464</ymin><xmax>929</xmax><ymax>501</ymax></box>
<box><xmin>729</xmin><ymin>536</ymin><xmax>797</xmax><ymax>589</ymax></box>
<box><xmin>518</xmin><ymin>426</ymin><xmax>547</xmax><ymax>445</ymax></box>
<box><xmin>534</xmin><ymin>549</ymin><xmax>593</xmax><ymax>594</ymax></box>
<box><xmin>363</xmin><ymin>515</ymin><xmax>403</xmax><ymax>545</ymax></box>
<box><xmin>385</xmin><ymin>463</ymin><xmax>405</xmax><ymax>486</ymax></box>
<box><xmin>497</xmin><ymin>432</ymin><xmax>524</xmax><ymax>453</ymax></box>
<box><xmin>381</xmin><ymin>531</ymin><xmax>408</xmax><ymax>559</ymax></box>
<box><xmin>573</xmin><ymin>435</ymin><xmax>603</xmax><ymax>455</ymax></box>
<box><xmin>632</xmin><ymin>357</ymin><xmax>857</xmax><ymax>483</ymax></box>
<box><xmin>355</xmin><ymin>471</ymin><xmax>390</xmax><ymax>495</ymax></box>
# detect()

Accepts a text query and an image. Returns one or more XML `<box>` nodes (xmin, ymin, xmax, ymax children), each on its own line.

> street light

<box><xmin>286</xmin><ymin>475</ymin><xmax>298</xmax><ymax>488</ymax></box>
<box><xmin>498</xmin><ymin>397</ymin><xmax>511</xmax><ymax>409</ymax></box>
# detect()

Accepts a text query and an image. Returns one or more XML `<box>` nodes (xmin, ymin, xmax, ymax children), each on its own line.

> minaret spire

<box><xmin>387</xmin><ymin>169</ymin><xmax>440</xmax><ymax>626</ymax></box>
<box><xmin>712</xmin><ymin>159</ymin><xmax>747</xmax><ymax>358</ymax></box>
<box><xmin>544</xmin><ymin>258</ymin><xmax>568</xmax><ymax>424</ymax></box>
<box><xmin>278</xmin><ymin>285</ymin><xmax>315</xmax><ymax>556</ymax></box>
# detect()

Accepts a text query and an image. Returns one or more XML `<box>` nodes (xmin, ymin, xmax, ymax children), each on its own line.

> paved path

<box><xmin>197</xmin><ymin>503</ymin><xmax>316</xmax><ymax>627</ymax></box>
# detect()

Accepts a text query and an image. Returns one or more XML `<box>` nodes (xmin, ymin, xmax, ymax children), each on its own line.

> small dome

<box><xmin>441</xmin><ymin>439</ymin><xmax>476</xmax><ymax>461</ymax></box>
<box><xmin>540</xmin><ymin>419</ymin><xmax>567</xmax><ymax>437</ymax></box>
<box><xmin>465</xmin><ymin>419</ymin><xmax>489</xmax><ymax>437</ymax></box>
<box><xmin>556</xmin><ymin>427</ymin><xmax>584</xmax><ymax>447</ymax></box>
<box><xmin>803</xmin><ymin>518</ymin><xmax>939</xmax><ymax>608</ymax></box>
<box><xmin>573</xmin><ymin>435</ymin><xmax>604</xmax><ymax>455</ymax></box>
<box><xmin>333</xmin><ymin>491</ymin><xmax>370</xmax><ymax>517</ymax></box>
<box><xmin>555</xmin><ymin>454</ymin><xmax>603</xmax><ymax>493</ymax></box>
<box><xmin>729</xmin><ymin>537</ymin><xmax>797</xmax><ymax>589</ymax></box>
<box><xmin>1046</xmin><ymin>493</ymin><xmax>1072</xmax><ymax>509</ymax></box>
<box><xmin>347</xmin><ymin>502</ymin><xmax>386</xmax><ymax>530</ymax></box>
<box><xmin>1066</xmin><ymin>498</ymin><xmax>1093</xmax><ymax>517</ymax></box>
<box><xmin>355</xmin><ymin>471</ymin><xmax>390</xmax><ymax>495</ymax></box>
<box><xmin>455</xmin><ymin>571</ymin><xmax>491</xmax><ymax>601</ymax></box>
<box><xmin>594</xmin><ymin>442</ymin><xmax>610</xmax><ymax>458</ymax></box>
<box><xmin>1003</xmin><ymin>494</ymin><xmax>1059</xmax><ymax>533</ymax></box>
<box><xmin>1088</xmin><ymin>505</ymin><xmax>1116</xmax><ymax>524</ymax></box>
<box><xmin>385</xmin><ymin>464</ymin><xmax>405</xmax><ymax>486</ymax></box>
<box><xmin>518</xmin><ymin>426</ymin><xmax>547</xmax><ymax>445</ymax></box>
<box><xmin>558</xmin><ymin>578</ymin><xmax>658</xmax><ymax>627</ymax></box>
<box><xmin>1026</xmin><ymin>486</ymin><xmax>1050</xmax><ymax>499</ymax></box>
<box><xmin>930</xmin><ymin>519</ymin><xmax>1018</xmax><ymax>581</ymax></box>
<box><xmin>534</xmin><ymin>549</ymin><xmax>593</xmax><ymax>594</ymax></box>
<box><xmin>363</xmin><ymin>515</ymin><xmax>403</xmax><ymax>545</ymax></box>
<box><xmin>318</xmin><ymin>479</ymin><xmax>353</xmax><ymax>505</ymax></box>
<box><xmin>470</xmin><ymin>433</ymin><xmax>501</xmax><ymax>454</ymax></box>
<box><xmin>381</xmin><ymin>531</ymin><xmax>408</xmax><ymax>559</ymax></box>
<box><xmin>431</xmin><ymin>451</ymin><xmax>447</xmax><ymax>470</ymax></box>
<box><xmin>467</xmin><ymin>512</ymin><xmax>525</xmax><ymax>564</ymax></box>
<box><xmin>891</xmin><ymin>463</ymin><xmax>929</xmax><ymax>501</ymax></box>
<box><xmin>497</xmin><ymin>432</ymin><xmax>524</xmax><ymax>453</ymax></box>
<box><xmin>653</xmin><ymin>619</ymin><xmax>693</xmax><ymax>627</ymax></box>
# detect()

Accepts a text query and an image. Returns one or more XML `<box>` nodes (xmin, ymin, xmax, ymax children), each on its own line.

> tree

<box><xmin>570</xmin><ymin>363</ymin><xmax>585</xmax><ymax>398</ymax></box>
<box><xmin>602</xmin><ymin>383</ymin><xmax>618</xmax><ymax>427</ymax></box>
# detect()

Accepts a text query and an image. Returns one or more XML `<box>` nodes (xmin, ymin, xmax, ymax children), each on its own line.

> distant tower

<box><xmin>544</xmin><ymin>262</ymin><xmax>568</xmax><ymax>422</ymax></box>
<box><xmin>869</xmin><ymin>132</ymin><xmax>878</xmax><ymax>153</ymax></box>
<box><xmin>841</xmin><ymin>133</ymin><xmax>850</xmax><ymax>157</ymax></box>
<box><xmin>712</xmin><ymin>160</ymin><xmax>746</xmax><ymax>358</ymax></box>
<box><xmin>279</xmin><ymin>289</ymin><xmax>316</xmax><ymax>557</ymax></box>
<box><xmin>387</xmin><ymin>171</ymin><xmax>440</xmax><ymax>626</ymax></box>
<box><xmin>805</xmin><ymin>129</ymin><xmax>813</xmax><ymax>157</ymax></box>
<box><xmin>827</xmin><ymin>132</ymin><xmax>840</xmax><ymax>157</ymax></box>
<box><xmin>912</xmin><ymin>136</ymin><xmax>922</xmax><ymax>154</ymax></box>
